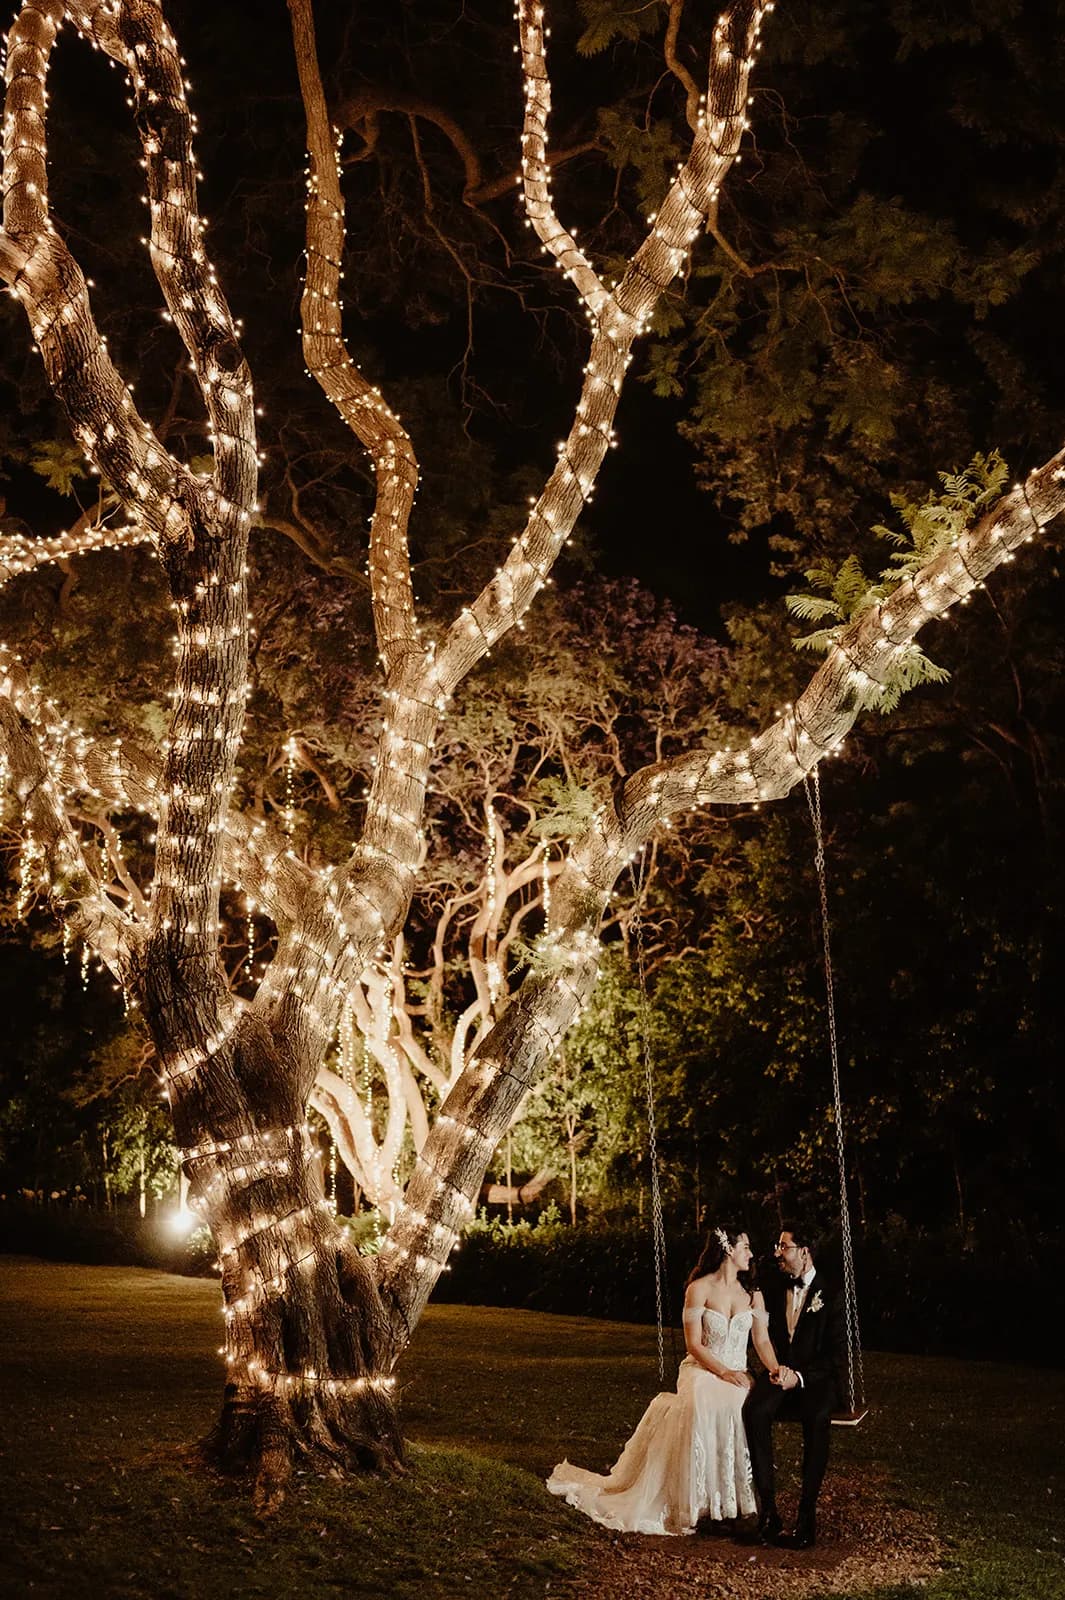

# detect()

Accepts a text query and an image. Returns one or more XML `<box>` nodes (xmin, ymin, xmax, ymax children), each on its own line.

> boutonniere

<box><xmin>807</xmin><ymin>1291</ymin><xmax>824</xmax><ymax>1314</ymax></box>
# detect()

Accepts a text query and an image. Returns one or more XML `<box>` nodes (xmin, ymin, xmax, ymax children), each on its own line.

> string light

<box><xmin>484</xmin><ymin>804</ymin><xmax>501</xmax><ymax>1007</ymax></box>
<box><xmin>1</xmin><ymin>0</ymin><xmax>1061</xmax><ymax>1377</ymax></box>
<box><xmin>224</xmin><ymin>1359</ymin><xmax>396</xmax><ymax>1397</ymax></box>
<box><xmin>327</xmin><ymin>1127</ymin><xmax>338</xmax><ymax>1215</ymax></box>
<box><xmin>244</xmin><ymin>893</ymin><xmax>256</xmax><ymax>981</ymax></box>
<box><xmin>282</xmin><ymin>735</ymin><xmax>298</xmax><ymax>834</ymax></box>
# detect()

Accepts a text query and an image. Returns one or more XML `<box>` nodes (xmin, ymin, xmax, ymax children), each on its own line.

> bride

<box><xmin>547</xmin><ymin>1224</ymin><xmax>777</xmax><ymax>1536</ymax></box>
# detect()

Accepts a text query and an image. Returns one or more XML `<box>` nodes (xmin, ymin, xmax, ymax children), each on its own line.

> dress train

<box><xmin>546</xmin><ymin>1308</ymin><xmax>757</xmax><ymax>1536</ymax></box>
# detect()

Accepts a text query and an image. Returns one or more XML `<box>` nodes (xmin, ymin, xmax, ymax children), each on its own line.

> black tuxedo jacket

<box><xmin>763</xmin><ymin>1270</ymin><xmax>847</xmax><ymax>1402</ymax></box>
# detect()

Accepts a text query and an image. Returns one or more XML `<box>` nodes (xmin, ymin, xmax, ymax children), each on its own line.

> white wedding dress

<box><xmin>547</xmin><ymin>1307</ymin><xmax>758</xmax><ymax>1536</ymax></box>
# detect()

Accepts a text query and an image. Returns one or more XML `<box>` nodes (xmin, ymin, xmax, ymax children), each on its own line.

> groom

<box><xmin>743</xmin><ymin>1223</ymin><xmax>847</xmax><ymax>1549</ymax></box>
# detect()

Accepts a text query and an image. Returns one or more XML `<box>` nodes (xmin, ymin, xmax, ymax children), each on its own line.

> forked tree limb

<box><xmin>2</xmin><ymin>2</ymin><xmax>197</xmax><ymax>551</ymax></box>
<box><xmin>429</xmin><ymin>0</ymin><xmax>767</xmax><ymax>697</ymax></box>
<box><xmin>250</xmin><ymin>0</ymin><xmax>772</xmax><ymax>1150</ymax></box>
<box><xmin>65</xmin><ymin>0</ymin><xmax>257</xmax><ymax>532</ymax></box>
<box><xmin>286</xmin><ymin>0</ymin><xmax>765</xmax><ymax>972</ymax></box>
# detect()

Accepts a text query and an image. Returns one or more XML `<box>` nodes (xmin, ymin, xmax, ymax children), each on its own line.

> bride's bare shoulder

<box><xmin>683</xmin><ymin>1273</ymin><xmax>713</xmax><ymax>1306</ymax></box>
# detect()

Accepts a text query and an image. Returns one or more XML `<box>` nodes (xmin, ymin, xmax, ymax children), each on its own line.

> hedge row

<box><xmin>432</xmin><ymin>1217</ymin><xmax>1061</xmax><ymax>1365</ymax></box>
<box><xmin>0</xmin><ymin>1202</ymin><xmax>216</xmax><ymax>1276</ymax></box>
<box><xmin>3</xmin><ymin>1203</ymin><xmax>1058</xmax><ymax>1365</ymax></box>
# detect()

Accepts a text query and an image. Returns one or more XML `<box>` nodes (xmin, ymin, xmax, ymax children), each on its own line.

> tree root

<box><xmin>204</xmin><ymin>1384</ymin><xmax>406</xmax><ymax>1510</ymax></box>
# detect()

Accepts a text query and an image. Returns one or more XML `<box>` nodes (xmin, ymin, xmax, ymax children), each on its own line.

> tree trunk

<box><xmin>854</xmin><ymin>1154</ymin><xmax>868</xmax><ymax>1230</ymax></box>
<box><xmin>153</xmin><ymin>1000</ymin><xmax>405</xmax><ymax>1500</ymax></box>
<box><xmin>950</xmin><ymin>1138</ymin><xmax>966</xmax><ymax>1237</ymax></box>
<box><xmin>206</xmin><ymin>1212</ymin><xmax>405</xmax><ymax>1506</ymax></box>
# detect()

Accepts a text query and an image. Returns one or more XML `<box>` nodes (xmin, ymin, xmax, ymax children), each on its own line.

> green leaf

<box><xmin>576</xmin><ymin>0</ymin><xmax>663</xmax><ymax>56</ymax></box>
<box><xmin>28</xmin><ymin>440</ymin><xmax>91</xmax><ymax>496</ymax></box>
<box><xmin>784</xmin><ymin>593</ymin><xmax>843</xmax><ymax>622</ymax></box>
<box><xmin>793</xmin><ymin>625</ymin><xmax>843</xmax><ymax>655</ymax></box>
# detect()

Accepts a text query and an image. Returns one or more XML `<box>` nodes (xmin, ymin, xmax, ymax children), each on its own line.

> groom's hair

<box><xmin>782</xmin><ymin>1219</ymin><xmax>820</xmax><ymax>1257</ymax></box>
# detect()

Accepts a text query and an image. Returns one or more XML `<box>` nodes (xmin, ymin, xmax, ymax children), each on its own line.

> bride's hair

<box><xmin>685</xmin><ymin>1223</ymin><xmax>757</xmax><ymax>1293</ymax></box>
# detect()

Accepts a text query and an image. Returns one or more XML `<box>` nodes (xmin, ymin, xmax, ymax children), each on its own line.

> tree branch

<box><xmin>376</xmin><ymin>438</ymin><xmax>1064</xmax><ymax>1349</ymax></box>
<box><xmin>664</xmin><ymin>0</ymin><xmax>703</xmax><ymax>133</ymax></box>
<box><xmin>430</xmin><ymin>0</ymin><xmax>765</xmax><ymax>698</ymax></box>
<box><xmin>0</xmin><ymin>520</ymin><xmax>153</xmax><ymax>588</ymax></box>
<box><xmin>517</xmin><ymin>4</ymin><xmax>613</xmax><ymax>320</ymax></box>
<box><xmin>0</xmin><ymin>648</ymin><xmax>129</xmax><ymax>969</ymax></box>
<box><xmin>3</xmin><ymin>1</ymin><xmax>197</xmax><ymax>551</ymax></box>
<box><xmin>288</xmin><ymin>0</ymin><xmax>421</xmax><ymax>677</ymax></box>
<box><xmin>66</xmin><ymin>1</ymin><xmax>257</xmax><ymax>529</ymax></box>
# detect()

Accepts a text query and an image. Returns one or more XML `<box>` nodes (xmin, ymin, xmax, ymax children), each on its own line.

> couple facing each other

<box><xmin>547</xmin><ymin>1221</ymin><xmax>847</xmax><ymax>1548</ymax></box>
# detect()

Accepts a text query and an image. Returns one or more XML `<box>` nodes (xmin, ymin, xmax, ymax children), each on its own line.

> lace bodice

<box><xmin>695</xmin><ymin>1307</ymin><xmax>753</xmax><ymax>1368</ymax></box>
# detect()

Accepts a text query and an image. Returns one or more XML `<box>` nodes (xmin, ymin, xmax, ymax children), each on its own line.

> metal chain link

<box><xmin>631</xmin><ymin>857</ymin><xmax>670</xmax><ymax>1386</ymax></box>
<box><xmin>804</xmin><ymin>768</ymin><xmax>865</xmax><ymax>1414</ymax></box>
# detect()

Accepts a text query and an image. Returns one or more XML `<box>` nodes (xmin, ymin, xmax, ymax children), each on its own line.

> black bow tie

<box><xmin>786</xmin><ymin>1278</ymin><xmax>806</xmax><ymax>1291</ymax></box>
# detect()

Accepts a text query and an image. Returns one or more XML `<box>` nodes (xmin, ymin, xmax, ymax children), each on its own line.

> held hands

<box><xmin>771</xmin><ymin>1365</ymin><xmax>800</xmax><ymax>1390</ymax></box>
<box><xmin>720</xmin><ymin>1368</ymin><xmax>754</xmax><ymax>1389</ymax></box>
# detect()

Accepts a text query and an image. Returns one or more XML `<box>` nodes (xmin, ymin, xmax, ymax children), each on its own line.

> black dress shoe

<box><xmin>755</xmin><ymin>1508</ymin><xmax>783</xmax><ymax>1544</ymax></box>
<box><xmin>776</xmin><ymin>1516</ymin><xmax>816</xmax><ymax>1549</ymax></box>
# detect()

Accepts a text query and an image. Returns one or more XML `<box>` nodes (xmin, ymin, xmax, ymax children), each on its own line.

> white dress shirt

<box><xmin>786</xmin><ymin>1266</ymin><xmax>817</xmax><ymax>1384</ymax></box>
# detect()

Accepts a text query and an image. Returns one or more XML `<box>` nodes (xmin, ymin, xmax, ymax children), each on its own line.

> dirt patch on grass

<box><xmin>569</xmin><ymin>1468</ymin><xmax>941</xmax><ymax>1599</ymax></box>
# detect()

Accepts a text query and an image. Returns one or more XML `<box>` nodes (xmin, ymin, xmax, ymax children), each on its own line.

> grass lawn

<box><xmin>0</xmin><ymin>1256</ymin><xmax>1062</xmax><ymax>1599</ymax></box>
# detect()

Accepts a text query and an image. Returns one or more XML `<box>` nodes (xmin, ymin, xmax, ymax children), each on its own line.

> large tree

<box><xmin>0</xmin><ymin>0</ymin><xmax>1060</xmax><ymax>1497</ymax></box>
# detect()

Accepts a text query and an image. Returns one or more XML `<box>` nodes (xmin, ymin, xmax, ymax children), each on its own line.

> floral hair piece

<box><xmin>714</xmin><ymin>1226</ymin><xmax>731</xmax><ymax>1253</ymax></box>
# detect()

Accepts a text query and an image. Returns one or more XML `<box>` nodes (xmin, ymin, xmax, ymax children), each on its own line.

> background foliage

<box><xmin>1</xmin><ymin>0</ymin><xmax>1063</xmax><ymax>1319</ymax></box>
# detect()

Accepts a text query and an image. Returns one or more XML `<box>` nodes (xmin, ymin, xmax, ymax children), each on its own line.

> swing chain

<box><xmin>805</xmin><ymin>767</ymin><xmax>865</xmax><ymax>1414</ymax></box>
<box><xmin>632</xmin><ymin>858</ymin><xmax>670</xmax><ymax>1386</ymax></box>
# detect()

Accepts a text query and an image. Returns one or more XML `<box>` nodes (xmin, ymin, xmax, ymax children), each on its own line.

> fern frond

<box><xmin>831</xmin><ymin>553</ymin><xmax>873</xmax><ymax>615</ymax></box>
<box><xmin>802</xmin><ymin>562</ymin><xmax>839</xmax><ymax>594</ymax></box>
<box><xmin>794</xmin><ymin>626</ymin><xmax>844</xmax><ymax>655</ymax></box>
<box><xmin>785</xmin><ymin>593</ymin><xmax>843</xmax><ymax>622</ymax></box>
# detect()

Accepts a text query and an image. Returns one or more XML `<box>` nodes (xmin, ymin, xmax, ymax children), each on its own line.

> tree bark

<box><xmin>165</xmin><ymin>1010</ymin><xmax>405</xmax><ymax>1500</ymax></box>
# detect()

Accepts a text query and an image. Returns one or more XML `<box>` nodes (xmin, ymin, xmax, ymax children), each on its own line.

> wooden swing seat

<box><xmin>831</xmin><ymin>1406</ymin><xmax>869</xmax><ymax>1427</ymax></box>
<box><xmin>775</xmin><ymin>1401</ymin><xmax>868</xmax><ymax>1428</ymax></box>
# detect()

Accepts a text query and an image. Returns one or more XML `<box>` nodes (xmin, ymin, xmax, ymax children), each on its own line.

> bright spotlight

<box><xmin>166</xmin><ymin>1206</ymin><xmax>199</xmax><ymax>1238</ymax></box>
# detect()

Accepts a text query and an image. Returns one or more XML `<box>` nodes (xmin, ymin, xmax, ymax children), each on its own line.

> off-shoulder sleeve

<box><xmin>681</xmin><ymin>1307</ymin><xmax>704</xmax><ymax>1321</ymax></box>
<box><xmin>751</xmin><ymin>1306</ymin><xmax>770</xmax><ymax>1324</ymax></box>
